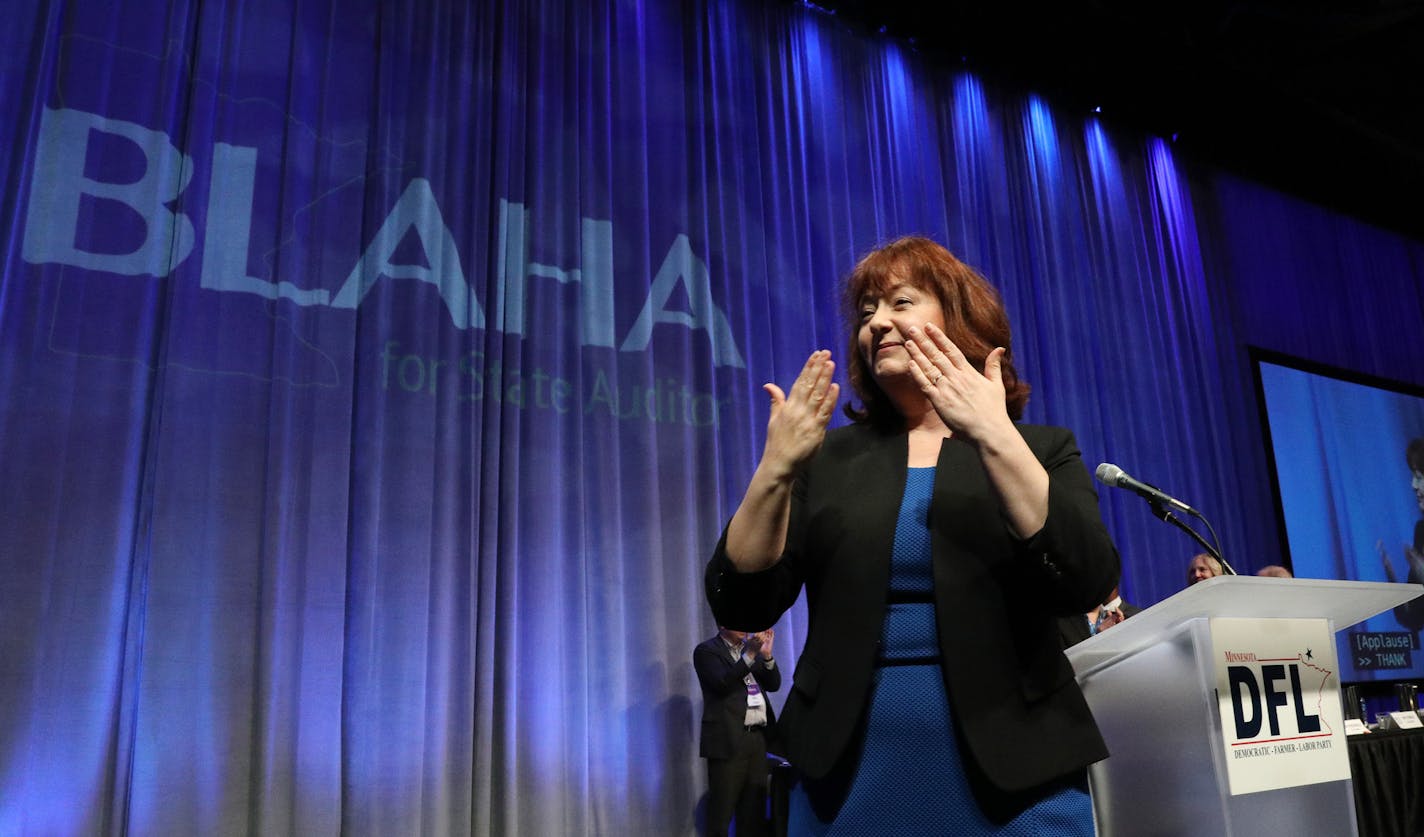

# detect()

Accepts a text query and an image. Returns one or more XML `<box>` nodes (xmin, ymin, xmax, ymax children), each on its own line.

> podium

<box><xmin>1064</xmin><ymin>576</ymin><xmax>1423</xmax><ymax>837</ymax></box>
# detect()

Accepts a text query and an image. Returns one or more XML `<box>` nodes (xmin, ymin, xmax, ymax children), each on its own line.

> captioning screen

<box><xmin>1254</xmin><ymin>351</ymin><xmax>1424</xmax><ymax>683</ymax></box>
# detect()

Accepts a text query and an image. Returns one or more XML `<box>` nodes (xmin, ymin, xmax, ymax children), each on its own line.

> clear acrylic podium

<box><xmin>1064</xmin><ymin>576</ymin><xmax>1423</xmax><ymax>837</ymax></box>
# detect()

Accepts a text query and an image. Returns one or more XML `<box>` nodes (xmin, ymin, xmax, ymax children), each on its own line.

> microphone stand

<box><xmin>1148</xmin><ymin>498</ymin><xmax>1237</xmax><ymax>576</ymax></box>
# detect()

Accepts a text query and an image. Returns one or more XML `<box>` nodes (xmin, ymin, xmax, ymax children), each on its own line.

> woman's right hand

<box><xmin>758</xmin><ymin>350</ymin><xmax>840</xmax><ymax>481</ymax></box>
<box><xmin>725</xmin><ymin>351</ymin><xmax>840</xmax><ymax>572</ymax></box>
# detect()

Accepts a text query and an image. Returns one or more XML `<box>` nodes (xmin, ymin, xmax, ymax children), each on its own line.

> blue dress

<box><xmin>787</xmin><ymin>468</ymin><xmax>1095</xmax><ymax>835</ymax></box>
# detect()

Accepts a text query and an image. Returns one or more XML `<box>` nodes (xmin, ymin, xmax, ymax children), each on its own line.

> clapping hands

<box><xmin>755</xmin><ymin>629</ymin><xmax>774</xmax><ymax>659</ymax></box>
<box><xmin>741</xmin><ymin>629</ymin><xmax>775</xmax><ymax>660</ymax></box>
<box><xmin>1095</xmin><ymin>608</ymin><xmax>1126</xmax><ymax>632</ymax></box>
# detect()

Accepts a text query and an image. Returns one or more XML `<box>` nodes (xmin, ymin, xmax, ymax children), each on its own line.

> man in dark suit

<box><xmin>694</xmin><ymin>627</ymin><xmax>780</xmax><ymax>837</ymax></box>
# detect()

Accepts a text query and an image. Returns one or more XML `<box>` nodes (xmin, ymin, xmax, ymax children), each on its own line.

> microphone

<box><xmin>1095</xmin><ymin>462</ymin><xmax>1236</xmax><ymax>575</ymax></box>
<box><xmin>1094</xmin><ymin>463</ymin><xmax>1196</xmax><ymax>515</ymax></box>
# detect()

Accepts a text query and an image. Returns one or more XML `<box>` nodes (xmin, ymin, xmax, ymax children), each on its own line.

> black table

<box><xmin>1349</xmin><ymin>726</ymin><xmax>1424</xmax><ymax>837</ymax></box>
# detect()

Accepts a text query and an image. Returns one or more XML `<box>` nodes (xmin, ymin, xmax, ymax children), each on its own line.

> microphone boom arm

<box><xmin>1150</xmin><ymin>499</ymin><xmax>1236</xmax><ymax>575</ymax></box>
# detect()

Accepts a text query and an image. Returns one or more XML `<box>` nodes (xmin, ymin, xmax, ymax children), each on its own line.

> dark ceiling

<box><xmin>790</xmin><ymin>0</ymin><xmax>1424</xmax><ymax>240</ymax></box>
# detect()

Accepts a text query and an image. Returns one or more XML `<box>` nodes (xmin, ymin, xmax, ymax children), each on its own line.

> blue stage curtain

<box><xmin>2</xmin><ymin>0</ymin><xmax>1421</xmax><ymax>833</ymax></box>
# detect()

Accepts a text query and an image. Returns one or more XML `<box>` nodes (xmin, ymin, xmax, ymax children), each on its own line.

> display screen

<box><xmin>1253</xmin><ymin>349</ymin><xmax>1424</xmax><ymax>683</ymax></box>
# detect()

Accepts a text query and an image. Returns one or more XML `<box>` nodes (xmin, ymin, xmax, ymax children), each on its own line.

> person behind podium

<box><xmin>1059</xmin><ymin>585</ymin><xmax>1140</xmax><ymax>647</ymax></box>
<box><xmin>1378</xmin><ymin>437</ymin><xmax>1424</xmax><ymax>631</ymax></box>
<box><xmin>704</xmin><ymin>236</ymin><xmax>1120</xmax><ymax>833</ymax></box>
<box><xmin>1186</xmin><ymin>553</ymin><xmax>1223</xmax><ymax>586</ymax></box>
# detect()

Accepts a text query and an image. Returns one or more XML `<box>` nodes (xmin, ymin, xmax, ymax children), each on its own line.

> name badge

<box><xmin>746</xmin><ymin>682</ymin><xmax>764</xmax><ymax>708</ymax></box>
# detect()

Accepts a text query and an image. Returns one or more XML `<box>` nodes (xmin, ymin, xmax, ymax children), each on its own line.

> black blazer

<box><xmin>705</xmin><ymin>422</ymin><xmax>1119</xmax><ymax>805</ymax></box>
<box><xmin>694</xmin><ymin>636</ymin><xmax>782</xmax><ymax>759</ymax></box>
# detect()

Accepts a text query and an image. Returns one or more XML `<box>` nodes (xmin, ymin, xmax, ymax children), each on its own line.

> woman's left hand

<box><xmin>903</xmin><ymin>322</ymin><xmax>1012</xmax><ymax>442</ymax></box>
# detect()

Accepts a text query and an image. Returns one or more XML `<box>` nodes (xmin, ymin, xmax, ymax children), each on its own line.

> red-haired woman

<box><xmin>706</xmin><ymin>236</ymin><xmax>1120</xmax><ymax>834</ymax></box>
